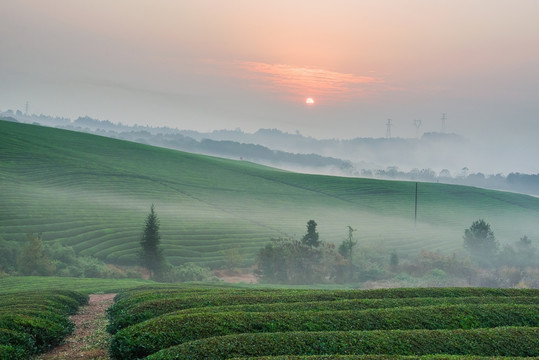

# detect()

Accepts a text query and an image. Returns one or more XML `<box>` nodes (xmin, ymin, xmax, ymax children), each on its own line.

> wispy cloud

<box><xmin>238</xmin><ymin>61</ymin><xmax>382</xmax><ymax>102</ymax></box>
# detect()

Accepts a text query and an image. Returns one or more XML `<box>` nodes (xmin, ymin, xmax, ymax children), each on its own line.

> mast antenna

<box><xmin>386</xmin><ymin>119</ymin><xmax>392</xmax><ymax>139</ymax></box>
<box><xmin>441</xmin><ymin>113</ymin><xmax>447</xmax><ymax>133</ymax></box>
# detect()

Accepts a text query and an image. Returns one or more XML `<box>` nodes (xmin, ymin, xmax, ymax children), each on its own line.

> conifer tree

<box><xmin>140</xmin><ymin>204</ymin><xmax>164</xmax><ymax>279</ymax></box>
<box><xmin>301</xmin><ymin>220</ymin><xmax>320</xmax><ymax>247</ymax></box>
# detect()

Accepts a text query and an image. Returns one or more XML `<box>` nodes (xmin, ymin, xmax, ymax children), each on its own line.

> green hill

<box><xmin>1</xmin><ymin>120</ymin><xmax>538</xmax><ymax>267</ymax></box>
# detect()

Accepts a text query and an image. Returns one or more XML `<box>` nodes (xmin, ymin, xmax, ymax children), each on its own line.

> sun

<box><xmin>305</xmin><ymin>97</ymin><xmax>315</xmax><ymax>105</ymax></box>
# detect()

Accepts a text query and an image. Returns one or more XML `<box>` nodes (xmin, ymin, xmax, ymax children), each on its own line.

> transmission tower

<box><xmin>25</xmin><ymin>101</ymin><xmax>29</xmax><ymax>115</ymax></box>
<box><xmin>386</xmin><ymin>119</ymin><xmax>392</xmax><ymax>139</ymax></box>
<box><xmin>441</xmin><ymin>113</ymin><xmax>446</xmax><ymax>133</ymax></box>
<box><xmin>413</xmin><ymin>119</ymin><xmax>422</xmax><ymax>138</ymax></box>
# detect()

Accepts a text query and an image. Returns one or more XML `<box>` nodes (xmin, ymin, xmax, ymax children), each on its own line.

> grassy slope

<box><xmin>1</xmin><ymin>120</ymin><xmax>539</xmax><ymax>267</ymax></box>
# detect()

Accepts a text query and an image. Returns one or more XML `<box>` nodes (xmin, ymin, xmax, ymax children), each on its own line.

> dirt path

<box><xmin>37</xmin><ymin>293</ymin><xmax>116</xmax><ymax>360</ymax></box>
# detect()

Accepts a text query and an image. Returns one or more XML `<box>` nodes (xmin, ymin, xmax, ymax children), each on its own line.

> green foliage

<box><xmin>107</xmin><ymin>286</ymin><xmax>538</xmax><ymax>359</ymax></box>
<box><xmin>255</xmin><ymin>237</ymin><xmax>337</xmax><ymax>284</ymax></box>
<box><xmin>145</xmin><ymin>327</ymin><xmax>539</xmax><ymax>359</ymax></box>
<box><xmin>0</xmin><ymin>237</ymin><xmax>18</xmax><ymax>274</ymax></box>
<box><xmin>110</xmin><ymin>304</ymin><xmax>539</xmax><ymax>359</ymax></box>
<box><xmin>389</xmin><ymin>251</ymin><xmax>399</xmax><ymax>272</ymax></box>
<box><xmin>160</xmin><ymin>263</ymin><xmax>220</xmax><ymax>282</ymax></box>
<box><xmin>497</xmin><ymin>235</ymin><xmax>538</xmax><ymax>269</ymax></box>
<box><xmin>175</xmin><ymin>296</ymin><xmax>538</xmax><ymax>317</ymax></box>
<box><xmin>302</xmin><ymin>220</ymin><xmax>320</xmax><ymax>248</ymax></box>
<box><xmin>0</xmin><ymin>290</ymin><xmax>87</xmax><ymax>357</ymax></box>
<box><xmin>106</xmin><ymin>287</ymin><xmax>538</xmax><ymax>334</ymax></box>
<box><xmin>140</xmin><ymin>204</ymin><xmax>164</xmax><ymax>279</ymax></box>
<box><xmin>463</xmin><ymin>219</ymin><xmax>499</xmax><ymax>265</ymax></box>
<box><xmin>229</xmin><ymin>356</ymin><xmax>536</xmax><ymax>360</ymax></box>
<box><xmin>2</xmin><ymin>121</ymin><xmax>539</xmax><ymax>268</ymax></box>
<box><xmin>0</xmin><ymin>276</ymin><xmax>152</xmax><ymax>295</ymax></box>
<box><xmin>17</xmin><ymin>233</ymin><xmax>55</xmax><ymax>276</ymax></box>
<box><xmin>338</xmin><ymin>226</ymin><xmax>357</xmax><ymax>261</ymax></box>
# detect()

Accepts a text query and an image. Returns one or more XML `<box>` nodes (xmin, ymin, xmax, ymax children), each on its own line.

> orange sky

<box><xmin>1</xmin><ymin>0</ymin><xmax>538</xmax><ymax>149</ymax></box>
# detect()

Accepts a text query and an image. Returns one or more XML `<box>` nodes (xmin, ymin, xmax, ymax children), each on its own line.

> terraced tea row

<box><xmin>0</xmin><ymin>290</ymin><xmax>87</xmax><ymax>359</ymax></box>
<box><xmin>107</xmin><ymin>287</ymin><xmax>539</xmax><ymax>359</ymax></box>
<box><xmin>145</xmin><ymin>327</ymin><xmax>538</xmax><ymax>359</ymax></box>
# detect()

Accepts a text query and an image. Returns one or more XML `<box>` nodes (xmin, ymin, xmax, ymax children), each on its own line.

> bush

<box><xmin>0</xmin><ymin>329</ymin><xmax>34</xmax><ymax>358</ymax></box>
<box><xmin>253</xmin><ymin>357</ymin><xmax>533</xmax><ymax>360</ymax></box>
<box><xmin>160</xmin><ymin>263</ymin><xmax>220</xmax><ymax>282</ymax></box>
<box><xmin>110</xmin><ymin>304</ymin><xmax>538</xmax><ymax>359</ymax></box>
<box><xmin>0</xmin><ymin>290</ymin><xmax>87</xmax><ymax>356</ymax></box>
<box><xmin>0</xmin><ymin>344</ymin><xmax>28</xmax><ymax>360</ymax></box>
<box><xmin>106</xmin><ymin>287</ymin><xmax>539</xmax><ymax>333</ymax></box>
<box><xmin>145</xmin><ymin>327</ymin><xmax>539</xmax><ymax>360</ymax></box>
<box><xmin>174</xmin><ymin>296</ymin><xmax>538</xmax><ymax>316</ymax></box>
<box><xmin>0</xmin><ymin>314</ymin><xmax>73</xmax><ymax>353</ymax></box>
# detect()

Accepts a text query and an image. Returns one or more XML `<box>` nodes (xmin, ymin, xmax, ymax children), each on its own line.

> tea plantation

<box><xmin>0</xmin><ymin>289</ymin><xmax>87</xmax><ymax>359</ymax></box>
<box><xmin>108</xmin><ymin>286</ymin><xmax>539</xmax><ymax>359</ymax></box>
<box><xmin>2</xmin><ymin>120</ymin><xmax>539</xmax><ymax>268</ymax></box>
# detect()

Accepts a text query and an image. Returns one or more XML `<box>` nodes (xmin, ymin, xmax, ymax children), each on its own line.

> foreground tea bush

<box><xmin>110</xmin><ymin>304</ymin><xmax>538</xmax><ymax>359</ymax></box>
<box><xmin>0</xmin><ymin>290</ymin><xmax>87</xmax><ymax>358</ymax></box>
<box><xmin>107</xmin><ymin>287</ymin><xmax>538</xmax><ymax>333</ymax></box>
<box><xmin>145</xmin><ymin>327</ymin><xmax>539</xmax><ymax>360</ymax></box>
<box><xmin>175</xmin><ymin>296</ymin><xmax>537</xmax><ymax>316</ymax></box>
<box><xmin>229</xmin><ymin>356</ymin><xmax>535</xmax><ymax>360</ymax></box>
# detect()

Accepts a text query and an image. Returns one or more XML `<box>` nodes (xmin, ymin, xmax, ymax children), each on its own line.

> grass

<box><xmin>0</xmin><ymin>276</ymin><xmax>153</xmax><ymax>295</ymax></box>
<box><xmin>2</xmin><ymin>120</ymin><xmax>539</xmax><ymax>267</ymax></box>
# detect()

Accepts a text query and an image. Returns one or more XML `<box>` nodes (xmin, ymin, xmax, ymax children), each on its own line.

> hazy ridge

<box><xmin>1</xmin><ymin>119</ymin><xmax>539</xmax><ymax>268</ymax></box>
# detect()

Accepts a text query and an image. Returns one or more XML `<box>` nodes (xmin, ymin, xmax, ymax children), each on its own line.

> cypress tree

<box><xmin>140</xmin><ymin>204</ymin><xmax>164</xmax><ymax>279</ymax></box>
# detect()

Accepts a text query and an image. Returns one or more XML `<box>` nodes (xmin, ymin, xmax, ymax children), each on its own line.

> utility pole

<box><xmin>414</xmin><ymin>182</ymin><xmax>418</xmax><ymax>227</ymax></box>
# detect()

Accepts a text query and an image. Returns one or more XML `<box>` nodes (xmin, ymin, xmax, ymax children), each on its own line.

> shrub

<box><xmin>0</xmin><ymin>314</ymin><xmax>73</xmax><ymax>353</ymax></box>
<box><xmin>110</xmin><ymin>304</ymin><xmax>538</xmax><ymax>359</ymax></box>
<box><xmin>145</xmin><ymin>327</ymin><xmax>539</xmax><ymax>360</ymax></box>
<box><xmin>229</xmin><ymin>356</ymin><xmax>535</xmax><ymax>360</ymax></box>
<box><xmin>0</xmin><ymin>329</ymin><xmax>34</xmax><ymax>357</ymax></box>
<box><xmin>106</xmin><ymin>287</ymin><xmax>539</xmax><ymax>333</ymax></box>
<box><xmin>160</xmin><ymin>263</ymin><xmax>220</xmax><ymax>282</ymax></box>
<box><xmin>175</xmin><ymin>296</ymin><xmax>538</xmax><ymax>316</ymax></box>
<box><xmin>0</xmin><ymin>290</ymin><xmax>87</xmax><ymax>356</ymax></box>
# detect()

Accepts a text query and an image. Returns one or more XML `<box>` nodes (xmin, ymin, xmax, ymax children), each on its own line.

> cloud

<box><xmin>238</xmin><ymin>62</ymin><xmax>382</xmax><ymax>102</ymax></box>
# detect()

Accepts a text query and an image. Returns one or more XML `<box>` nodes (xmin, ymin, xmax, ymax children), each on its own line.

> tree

<box><xmin>463</xmin><ymin>219</ymin><xmax>499</xmax><ymax>265</ymax></box>
<box><xmin>389</xmin><ymin>251</ymin><xmax>399</xmax><ymax>272</ymax></box>
<box><xmin>17</xmin><ymin>233</ymin><xmax>55</xmax><ymax>276</ymax></box>
<box><xmin>302</xmin><ymin>220</ymin><xmax>320</xmax><ymax>248</ymax></box>
<box><xmin>140</xmin><ymin>204</ymin><xmax>164</xmax><ymax>279</ymax></box>
<box><xmin>338</xmin><ymin>226</ymin><xmax>357</xmax><ymax>261</ymax></box>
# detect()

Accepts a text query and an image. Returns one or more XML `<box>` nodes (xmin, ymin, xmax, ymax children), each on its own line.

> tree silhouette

<box><xmin>140</xmin><ymin>204</ymin><xmax>164</xmax><ymax>279</ymax></box>
<box><xmin>302</xmin><ymin>220</ymin><xmax>320</xmax><ymax>248</ymax></box>
<box><xmin>463</xmin><ymin>219</ymin><xmax>499</xmax><ymax>266</ymax></box>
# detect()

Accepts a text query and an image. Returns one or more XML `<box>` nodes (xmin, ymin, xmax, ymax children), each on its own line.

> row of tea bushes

<box><xmin>228</xmin><ymin>356</ymin><xmax>535</xmax><ymax>360</ymax></box>
<box><xmin>145</xmin><ymin>327</ymin><xmax>539</xmax><ymax>360</ymax></box>
<box><xmin>107</xmin><ymin>287</ymin><xmax>538</xmax><ymax>359</ymax></box>
<box><xmin>110</xmin><ymin>304</ymin><xmax>538</xmax><ymax>359</ymax></box>
<box><xmin>0</xmin><ymin>290</ymin><xmax>87</xmax><ymax>359</ymax></box>
<box><xmin>174</xmin><ymin>296</ymin><xmax>538</xmax><ymax>316</ymax></box>
<box><xmin>106</xmin><ymin>287</ymin><xmax>538</xmax><ymax>334</ymax></box>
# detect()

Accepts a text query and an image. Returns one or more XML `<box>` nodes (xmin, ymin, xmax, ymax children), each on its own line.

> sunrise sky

<box><xmin>1</xmin><ymin>1</ymin><xmax>538</xmax><ymax>146</ymax></box>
